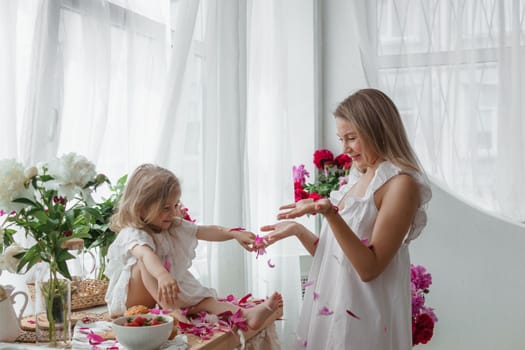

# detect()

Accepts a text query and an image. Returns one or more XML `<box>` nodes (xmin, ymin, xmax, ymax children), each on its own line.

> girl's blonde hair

<box><xmin>334</xmin><ymin>88</ymin><xmax>421</xmax><ymax>172</ymax></box>
<box><xmin>110</xmin><ymin>164</ymin><xmax>181</xmax><ymax>233</ymax></box>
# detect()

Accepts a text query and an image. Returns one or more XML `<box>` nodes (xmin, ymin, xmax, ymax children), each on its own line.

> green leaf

<box><xmin>12</xmin><ymin>197</ymin><xmax>40</xmax><ymax>207</ymax></box>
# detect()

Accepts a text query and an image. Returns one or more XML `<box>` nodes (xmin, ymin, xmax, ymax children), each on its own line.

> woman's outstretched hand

<box><xmin>260</xmin><ymin>221</ymin><xmax>301</xmax><ymax>246</ymax></box>
<box><xmin>277</xmin><ymin>198</ymin><xmax>333</xmax><ymax>220</ymax></box>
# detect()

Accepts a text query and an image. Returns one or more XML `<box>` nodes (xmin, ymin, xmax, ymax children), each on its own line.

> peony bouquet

<box><xmin>0</xmin><ymin>153</ymin><xmax>107</xmax><ymax>279</ymax></box>
<box><xmin>411</xmin><ymin>264</ymin><xmax>438</xmax><ymax>346</ymax></box>
<box><xmin>293</xmin><ymin>149</ymin><xmax>352</xmax><ymax>201</ymax></box>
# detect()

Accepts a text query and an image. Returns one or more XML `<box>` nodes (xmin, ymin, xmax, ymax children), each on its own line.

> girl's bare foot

<box><xmin>169</xmin><ymin>308</ymin><xmax>190</xmax><ymax>323</ymax></box>
<box><xmin>244</xmin><ymin>292</ymin><xmax>283</xmax><ymax>330</ymax></box>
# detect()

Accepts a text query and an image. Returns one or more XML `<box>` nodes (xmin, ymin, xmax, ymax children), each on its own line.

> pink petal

<box><xmin>27</xmin><ymin>319</ymin><xmax>35</xmax><ymax>324</ymax></box>
<box><xmin>254</xmin><ymin>235</ymin><xmax>268</xmax><ymax>259</ymax></box>
<box><xmin>163</xmin><ymin>258</ymin><xmax>171</xmax><ymax>272</ymax></box>
<box><xmin>229</xmin><ymin>227</ymin><xmax>246</xmax><ymax>232</ymax></box>
<box><xmin>346</xmin><ymin>309</ymin><xmax>360</xmax><ymax>319</ymax></box>
<box><xmin>87</xmin><ymin>332</ymin><xmax>105</xmax><ymax>345</ymax></box>
<box><xmin>313</xmin><ymin>292</ymin><xmax>319</xmax><ymax>300</ymax></box>
<box><xmin>319</xmin><ymin>306</ymin><xmax>333</xmax><ymax>316</ymax></box>
<box><xmin>360</xmin><ymin>238</ymin><xmax>369</xmax><ymax>245</ymax></box>
<box><xmin>302</xmin><ymin>280</ymin><xmax>315</xmax><ymax>288</ymax></box>
<box><xmin>267</xmin><ymin>259</ymin><xmax>276</xmax><ymax>268</ymax></box>
<box><xmin>238</xmin><ymin>293</ymin><xmax>252</xmax><ymax>304</ymax></box>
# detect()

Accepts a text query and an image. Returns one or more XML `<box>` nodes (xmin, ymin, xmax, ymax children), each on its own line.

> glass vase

<box><xmin>35</xmin><ymin>270</ymin><xmax>72</xmax><ymax>348</ymax></box>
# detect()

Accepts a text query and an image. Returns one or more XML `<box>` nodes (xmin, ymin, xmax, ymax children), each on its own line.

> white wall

<box><xmin>320</xmin><ymin>1</ymin><xmax>525</xmax><ymax>349</ymax></box>
<box><xmin>411</xmin><ymin>183</ymin><xmax>525</xmax><ymax>350</ymax></box>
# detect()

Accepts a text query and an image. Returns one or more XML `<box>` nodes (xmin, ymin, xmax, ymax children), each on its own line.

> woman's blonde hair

<box><xmin>334</xmin><ymin>88</ymin><xmax>421</xmax><ymax>172</ymax></box>
<box><xmin>109</xmin><ymin>164</ymin><xmax>181</xmax><ymax>233</ymax></box>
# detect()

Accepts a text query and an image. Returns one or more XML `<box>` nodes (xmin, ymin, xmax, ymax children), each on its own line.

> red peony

<box><xmin>334</xmin><ymin>153</ymin><xmax>352</xmax><ymax>169</ymax></box>
<box><xmin>307</xmin><ymin>192</ymin><xmax>324</xmax><ymax>202</ymax></box>
<box><xmin>412</xmin><ymin>312</ymin><xmax>435</xmax><ymax>345</ymax></box>
<box><xmin>294</xmin><ymin>182</ymin><xmax>310</xmax><ymax>202</ymax></box>
<box><xmin>313</xmin><ymin>149</ymin><xmax>334</xmax><ymax>169</ymax></box>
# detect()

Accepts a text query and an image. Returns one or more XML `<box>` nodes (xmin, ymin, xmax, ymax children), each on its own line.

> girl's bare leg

<box><xmin>188</xmin><ymin>292</ymin><xmax>283</xmax><ymax>330</ymax></box>
<box><xmin>126</xmin><ymin>260</ymin><xmax>189</xmax><ymax>322</ymax></box>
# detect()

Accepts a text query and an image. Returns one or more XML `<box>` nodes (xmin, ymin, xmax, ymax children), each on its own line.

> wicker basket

<box><xmin>27</xmin><ymin>278</ymin><xmax>108</xmax><ymax>310</ymax></box>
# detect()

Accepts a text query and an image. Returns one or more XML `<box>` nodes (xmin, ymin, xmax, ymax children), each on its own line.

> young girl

<box><xmin>104</xmin><ymin>163</ymin><xmax>282</xmax><ymax>330</ymax></box>
<box><xmin>261</xmin><ymin>89</ymin><xmax>431</xmax><ymax>349</ymax></box>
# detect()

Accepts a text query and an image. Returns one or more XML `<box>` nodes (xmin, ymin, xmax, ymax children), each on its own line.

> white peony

<box><xmin>0</xmin><ymin>159</ymin><xmax>35</xmax><ymax>212</ymax></box>
<box><xmin>45</xmin><ymin>152</ymin><xmax>97</xmax><ymax>200</ymax></box>
<box><xmin>0</xmin><ymin>227</ymin><xmax>3</xmax><ymax>246</ymax></box>
<box><xmin>0</xmin><ymin>243</ymin><xmax>25</xmax><ymax>273</ymax></box>
<box><xmin>24</xmin><ymin>166</ymin><xmax>38</xmax><ymax>179</ymax></box>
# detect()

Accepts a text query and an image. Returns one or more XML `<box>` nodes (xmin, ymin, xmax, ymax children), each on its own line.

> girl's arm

<box><xmin>130</xmin><ymin>244</ymin><xmax>179</xmax><ymax>303</ymax></box>
<box><xmin>279</xmin><ymin>174</ymin><xmax>420</xmax><ymax>282</ymax></box>
<box><xmin>196</xmin><ymin>225</ymin><xmax>256</xmax><ymax>251</ymax></box>
<box><xmin>260</xmin><ymin>222</ymin><xmax>319</xmax><ymax>256</ymax></box>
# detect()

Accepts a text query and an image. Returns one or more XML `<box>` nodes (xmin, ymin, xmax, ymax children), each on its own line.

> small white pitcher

<box><xmin>0</xmin><ymin>284</ymin><xmax>28</xmax><ymax>342</ymax></box>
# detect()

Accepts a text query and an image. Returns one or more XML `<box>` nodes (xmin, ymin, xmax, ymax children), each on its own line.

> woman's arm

<box><xmin>260</xmin><ymin>222</ymin><xmax>319</xmax><ymax>256</ymax></box>
<box><xmin>196</xmin><ymin>225</ymin><xmax>256</xmax><ymax>251</ymax></box>
<box><xmin>279</xmin><ymin>174</ymin><xmax>420</xmax><ymax>281</ymax></box>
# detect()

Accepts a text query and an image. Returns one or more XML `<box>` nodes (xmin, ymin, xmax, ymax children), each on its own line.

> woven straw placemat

<box><xmin>15</xmin><ymin>310</ymin><xmax>109</xmax><ymax>343</ymax></box>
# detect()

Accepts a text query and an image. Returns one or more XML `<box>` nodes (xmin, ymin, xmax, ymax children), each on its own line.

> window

<box><xmin>369</xmin><ymin>0</ymin><xmax>525</xmax><ymax>221</ymax></box>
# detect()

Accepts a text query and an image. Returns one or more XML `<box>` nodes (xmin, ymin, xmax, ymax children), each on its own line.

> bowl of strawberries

<box><xmin>112</xmin><ymin>314</ymin><xmax>174</xmax><ymax>350</ymax></box>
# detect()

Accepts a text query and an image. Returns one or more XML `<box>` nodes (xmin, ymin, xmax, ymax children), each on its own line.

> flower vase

<box><xmin>34</xmin><ymin>271</ymin><xmax>71</xmax><ymax>348</ymax></box>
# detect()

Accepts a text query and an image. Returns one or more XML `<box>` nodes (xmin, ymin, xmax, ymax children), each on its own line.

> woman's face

<box><xmin>335</xmin><ymin>117</ymin><xmax>379</xmax><ymax>170</ymax></box>
<box><xmin>147</xmin><ymin>194</ymin><xmax>181</xmax><ymax>231</ymax></box>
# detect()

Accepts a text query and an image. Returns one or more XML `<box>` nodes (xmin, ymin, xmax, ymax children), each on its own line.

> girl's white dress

<box><xmin>104</xmin><ymin>219</ymin><xmax>216</xmax><ymax>317</ymax></box>
<box><xmin>295</xmin><ymin>161</ymin><xmax>431</xmax><ymax>349</ymax></box>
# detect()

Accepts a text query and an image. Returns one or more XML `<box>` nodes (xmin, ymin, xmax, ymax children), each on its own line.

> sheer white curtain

<box><xmin>0</xmin><ymin>0</ymin><xmax>195</xmax><ymax>308</ymax></box>
<box><xmin>19</xmin><ymin>0</ymin><xmax>61</xmax><ymax>165</ymax></box>
<box><xmin>0</xmin><ymin>0</ymin><xmax>19</xmax><ymax>159</ymax></box>
<box><xmin>357</xmin><ymin>0</ymin><xmax>525</xmax><ymax>222</ymax></box>
<box><xmin>0</xmin><ymin>0</ymin><xmax>62</xmax><ymax>301</ymax></box>
<box><xmin>245</xmin><ymin>1</ymin><xmax>306</xmax><ymax>347</ymax></box>
<box><xmin>200</xmin><ymin>0</ymin><xmax>249</xmax><ymax>297</ymax></box>
<box><xmin>57</xmin><ymin>0</ymin><xmax>172</xmax><ymax>182</ymax></box>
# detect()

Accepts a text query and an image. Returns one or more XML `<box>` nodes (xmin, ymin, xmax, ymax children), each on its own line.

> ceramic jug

<box><xmin>0</xmin><ymin>284</ymin><xmax>28</xmax><ymax>342</ymax></box>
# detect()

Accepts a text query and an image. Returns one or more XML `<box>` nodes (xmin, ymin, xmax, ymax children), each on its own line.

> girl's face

<box><xmin>336</xmin><ymin>117</ymin><xmax>379</xmax><ymax>170</ymax></box>
<box><xmin>147</xmin><ymin>194</ymin><xmax>181</xmax><ymax>231</ymax></box>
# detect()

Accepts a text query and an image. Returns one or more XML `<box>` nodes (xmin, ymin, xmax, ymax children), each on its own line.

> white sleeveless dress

<box><xmin>104</xmin><ymin>219</ymin><xmax>216</xmax><ymax>317</ymax></box>
<box><xmin>295</xmin><ymin>161</ymin><xmax>431</xmax><ymax>349</ymax></box>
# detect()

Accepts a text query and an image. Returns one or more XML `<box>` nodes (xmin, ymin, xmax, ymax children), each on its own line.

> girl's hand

<box><xmin>157</xmin><ymin>271</ymin><xmax>180</xmax><ymax>305</ymax></box>
<box><xmin>232</xmin><ymin>230</ymin><xmax>256</xmax><ymax>251</ymax></box>
<box><xmin>277</xmin><ymin>198</ymin><xmax>333</xmax><ymax>220</ymax></box>
<box><xmin>260</xmin><ymin>221</ymin><xmax>302</xmax><ymax>246</ymax></box>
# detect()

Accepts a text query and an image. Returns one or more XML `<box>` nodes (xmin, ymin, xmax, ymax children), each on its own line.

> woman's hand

<box><xmin>232</xmin><ymin>230</ymin><xmax>256</xmax><ymax>252</ymax></box>
<box><xmin>157</xmin><ymin>271</ymin><xmax>180</xmax><ymax>305</ymax></box>
<box><xmin>277</xmin><ymin>198</ymin><xmax>333</xmax><ymax>220</ymax></box>
<box><xmin>260</xmin><ymin>221</ymin><xmax>302</xmax><ymax>246</ymax></box>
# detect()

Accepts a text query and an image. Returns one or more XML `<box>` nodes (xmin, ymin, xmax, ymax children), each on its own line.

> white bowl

<box><xmin>112</xmin><ymin>314</ymin><xmax>174</xmax><ymax>350</ymax></box>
